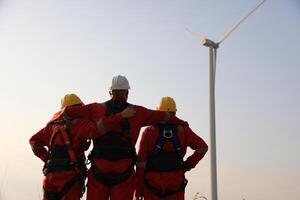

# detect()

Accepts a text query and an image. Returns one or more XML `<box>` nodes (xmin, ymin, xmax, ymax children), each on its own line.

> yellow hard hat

<box><xmin>157</xmin><ymin>96</ymin><xmax>177</xmax><ymax>112</ymax></box>
<box><xmin>61</xmin><ymin>93</ymin><xmax>83</xmax><ymax>109</ymax></box>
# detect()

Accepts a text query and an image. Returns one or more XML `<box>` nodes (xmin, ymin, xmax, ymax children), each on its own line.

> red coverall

<box><xmin>29</xmin><ymin>107</ymin><xmax>124</xmax><ymax>200</ymax></box>
<box><xmin>64</xmin><ymin>101</ymin><xmax>188</xmax><ymax>200</ymax></box>
<box><xmin>136</xmin><ymin>124</ymin><xmax>208</xmax><ymax>200</ymax></box>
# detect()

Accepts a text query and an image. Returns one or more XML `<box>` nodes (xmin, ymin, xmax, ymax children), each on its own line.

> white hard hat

<box><xmin>110</xmin><ymin>75</ymin><xmax>130</xmax><ymax>90</ymax></box>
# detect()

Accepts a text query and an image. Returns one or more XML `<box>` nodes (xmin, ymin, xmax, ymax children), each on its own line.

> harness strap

<box><xmin>59</xmin><ymin>126</ymin><xmax>80</xmax><ymax>174</ymax></box>
<box><xmin>49</xmin><ymin>126</ymin><xmax>60</xmax><ymax>146</ymax></box>
<box><xmin>170</xmin><ymin>129</ymin><xmax>183</xmax><ymax>165</ymax></box>
<box><xmin>153</xmin><ymin>131</ymin><xmax>165</xmax><ymax>153</ymax></box>
<box><xmin>144</xmin><ymin>178</ymin><xmax>188</xmax><ymax>198</ymax></box>
<box><xmin>44</xmin><ymin>175</ymin><xmax>79</xmax><ymax>200</ymax></box>
<box><xmin>152</xmin><ymin>124</ymin><xmax>182</xmax><ymax>158</ymax></box>
<box><xmin>171</xmin><ymin>130</ymin><xmax>181</xmax><ymax>151</ymax></box>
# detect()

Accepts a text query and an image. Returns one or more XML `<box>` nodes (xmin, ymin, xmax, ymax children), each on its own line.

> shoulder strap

<box><xmin>103</xmin><ymin>100</ymin><xmax>113</xmax><ymax>116</ymax></box>
<box><xmin>153</xmin><ymin>124</ymin><xmax>182</xmax><ymax>155</ymax></box>
<box><xmin>49</xmin><ymin>125</ymin><xmax>60</xmax><ymax>146</ymax></box>
<box><xmin>170</xmin><ymin>125</ymin><xmax>183</xmax><ymax>161</ymax></box>
<box><xmin>59</xmin><ymin>126</ymin><xmax>76</xmax><ymax>156</ymax></box>
<box><xmin>153</xmin><ymin>129</ymin><xmax>166</xmax><ymax>154</ymax></box>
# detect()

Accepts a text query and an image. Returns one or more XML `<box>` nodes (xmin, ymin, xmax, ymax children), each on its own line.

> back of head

<box><xmin>157</xmin><ymin>96</ymin><xmax>177</xmax><ymax>112</ymax></box>
<box><xmin>61</xmin><ymin>93</ymin><xmax>83</xmax><ymax>109</ymax></box>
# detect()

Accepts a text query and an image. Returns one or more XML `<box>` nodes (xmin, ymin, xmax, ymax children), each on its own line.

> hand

<box><xmin>183</xmin><ymin>161</ymin><xmax>192</xmax><ymax>172</ymax></box>
<box><xmin>121</xmin><ymin>106</ymin><xmax>136</xmax><ymax>118</ymax></box>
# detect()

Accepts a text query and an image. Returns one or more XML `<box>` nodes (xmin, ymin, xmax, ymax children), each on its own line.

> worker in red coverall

<box><xmin>63</xmin><ymin>75</ymin><xmax>188</xmax><ymax>200</ymax></box>
<box><xmin>29</xmin><ymin>93</ymin><xmax>135</xmax><ymax>200</ymax></box>
<box><xmin>135</xmin><ymin>97</ymin><xmax>208</xmax><ymax>200</ymax></box>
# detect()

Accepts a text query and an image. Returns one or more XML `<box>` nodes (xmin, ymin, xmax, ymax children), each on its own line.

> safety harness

<box><xmin>146</xmin><ymin>124</ymin><xmax>184</xmax><ymax>172</ymax></box>
<box><xmin>43</xmin><ymin>118</ymin><xmax>87</xmax><ymax>200</ymax></box>
<box><xmin>145</xmin><ymin>123</ymin><xmax>188</xmax><ymax>198</ymax></box>
<box><xmin>89</xmin><ymin>100</ymin><xmax>137</xmax><ymax>186</ymax></box>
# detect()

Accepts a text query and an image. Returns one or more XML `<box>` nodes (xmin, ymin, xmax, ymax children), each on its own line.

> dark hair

<box><xmin>111</xmin><ymin>89</ymin><xmax>128</xmax><ymax>96</ymax></box>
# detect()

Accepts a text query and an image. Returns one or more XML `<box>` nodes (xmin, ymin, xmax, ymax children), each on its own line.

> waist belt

<box><xmin>43</xmin><ymin>157</ymin><xmax>85</xmax><ymax>175</ymax></box>
<box><xmin>92</xmin><ymin>162</ymin><xmax>135</xmax><ymax>187</ymax></box>
<box><xmin>43</xmin><ymin>175</ymin><xmax>79</xmax><ymax>200</ymax></box>
<box><xmin>144</xmin><ymin>178</ymin><xmax>188</xmax><ymax>198</ymax></box>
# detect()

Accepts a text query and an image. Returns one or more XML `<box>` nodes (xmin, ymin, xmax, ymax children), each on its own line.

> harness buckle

<box><xmin>163</xmin><ymin>129</ymin><xmax>173</xmax><ymax>139</ymax></box>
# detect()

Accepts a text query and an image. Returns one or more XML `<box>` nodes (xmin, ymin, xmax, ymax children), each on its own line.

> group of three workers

<box><xmin>29</xmin><ymin>75</ymin><xmax>208</xmax><ymax>200</ymax></box>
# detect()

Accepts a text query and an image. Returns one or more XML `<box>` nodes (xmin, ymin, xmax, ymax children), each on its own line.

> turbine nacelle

<box><xmin>203</xmin><ymin>39</ymin><xmax>219</xmax><ymax>49</ymax></box>
<box><xmin>185</xmin><ymin>28</ymin><xmax>219</xmax><ymax>49</ymax></box>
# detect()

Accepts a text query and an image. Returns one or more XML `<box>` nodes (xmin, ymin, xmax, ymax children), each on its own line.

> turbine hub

<box><xmin>203</xmin><ymin>39</ymin><xmax>219</xmax><ymax>49</ymax></box>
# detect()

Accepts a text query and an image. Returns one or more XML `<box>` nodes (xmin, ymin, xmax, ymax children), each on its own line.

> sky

<box><xmin>0</xmin><ymin>0</ymin><xmax>299</xmax><ymax>199</ymax></box>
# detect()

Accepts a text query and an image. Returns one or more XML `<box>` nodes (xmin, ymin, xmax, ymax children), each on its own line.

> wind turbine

<box><xmin>187</xmin><ymin>1</ymin><xmax>267</xmax><ymax>200</ymax></box>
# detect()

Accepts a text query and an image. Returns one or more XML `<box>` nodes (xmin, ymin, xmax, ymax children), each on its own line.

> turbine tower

<box><xmin>187</xmin><ymin>1</ymin><xmax>267</xmax><ymax>200</ymax></box>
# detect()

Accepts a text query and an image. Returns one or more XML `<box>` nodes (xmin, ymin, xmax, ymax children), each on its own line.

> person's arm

<box><xmin>77</xmin><ymin>119</ymin><xmax>102</xmax><ymax>141</ymax></box>
<box><xmin>135</xmin><ymin>128</ymin><xmax>151</xmax><ymax>199</ymax></box>
<box><xmin>64</xmin><ymin>103</ymin><xmax>135</xmax><ymax>135</ymax></box>
<box><xmin>138</xmin><ymin>106</ymin><xmax>189</xmax><ymax>127</ymax></box>
<box><xmin>95</xmin><ymin>105</ymin><xmax>135</xmax><ymax>135</ymax></box>
<box><xmin>63</xmin><ymin>103</ymin><xmax>103</xmax><ymax>121</ymax></box>
<box><xmin>29</xmin><ymin>125</ymin><xmax>51</xmax><ymax>162</ymax></box>
<box><xmin>138</xmin><ymin>106</ymin><xmax>170</xmax><ymax>127</ymax></box>
<box><xmin>183</xmin><ymin>126</ymin><xmax>208</xmax><ymax>172</ymax></box>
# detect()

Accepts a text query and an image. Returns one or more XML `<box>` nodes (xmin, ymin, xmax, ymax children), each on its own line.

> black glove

<box><xmin>183</xmin><ymin>161</ymin><xmax>192</xmax><ymax>172</ymax></box>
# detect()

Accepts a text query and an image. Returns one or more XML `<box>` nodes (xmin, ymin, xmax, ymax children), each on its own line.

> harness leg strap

<box><xmin>92</xmin><ymin>162</ymin><xmax>135</xmax><ymax>186</ymax></box>
<box><xmin>144</xmin><ymin>178</ymin><xmax>188</xmax><ymax>198</ymax></box>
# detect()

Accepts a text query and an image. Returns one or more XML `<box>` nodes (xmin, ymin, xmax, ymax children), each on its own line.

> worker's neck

<box><xmin>111</xmin><ymin>95</ymin><xmax>127</xmax><ymax>101</ymax></box>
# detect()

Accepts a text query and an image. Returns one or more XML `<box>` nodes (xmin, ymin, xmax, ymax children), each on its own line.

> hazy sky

<box><xmin>0</xmin><ymin>0</ymin><xmax>299</xmax><ymax>199</ymax></box>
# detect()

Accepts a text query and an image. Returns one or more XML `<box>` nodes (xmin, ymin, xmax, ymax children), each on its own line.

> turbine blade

<box><xmin>186</xmin><ymin>27</ymin><xmax>207</xmax><ymax>43</ymax></box>
<box><xmin>218</xmin><ymin>0</ymin><xmax>267</xmax><ymax>44</ymax></box>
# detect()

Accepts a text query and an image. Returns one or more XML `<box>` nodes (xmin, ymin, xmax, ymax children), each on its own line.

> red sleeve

<box><xmin>64</xmin><ymin>103</ymin><xmax>103</xmax><ymax>122</ymax></box>
<box><xmin>77</xmin><ymin>120</ymin><xmax>102</xmax><ymax>139</ymax></box>
<box><xmin>65</xmin><ymin>103</ymin><xmax>124</xmax><ymax>134</ymax></box>
<box><xmin>94</xmin><ymin>104</ymin><xmax>126</xmax><ymax>132</ymax></box>
<box><xmin>169</xmin><ymin>115</ymin><xmax>189</xmax><ymax>127</ymax></box>
<box><xmin>184</xmin><ymin>127</ymin><xmax>208</xmax><ymax>170</ymax></box>
<box><xmin>29</xmin><ymin>124</ymin><xmax>52</xmax><ymax>162</ymax></box>
<box><xmin>135</xmin><ymin>127</ymin><xmax>151</xmax><ymax>197</ymax></box>
<box><xmin>136</xmin><ymin>106</ymin><xmax>189</xmax><ymax>127</ymax></box>
<box><xmin>137</xmin><ymin>106</ymin><xmax>167</xmax><ymax>127</ymax></box>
